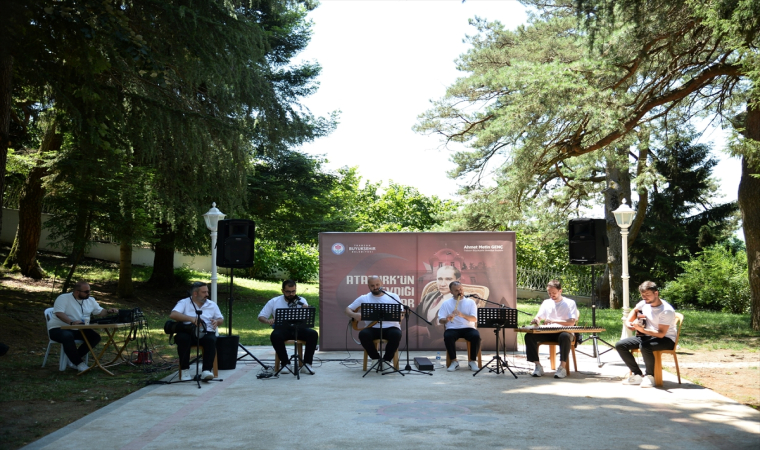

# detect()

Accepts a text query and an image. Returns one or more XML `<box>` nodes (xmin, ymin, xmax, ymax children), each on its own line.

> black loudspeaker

<box><xmin>217</xmin><ymin>219</ymin><xmax>255</xmax><ymax>268</ymax></box>
<box><xmin>568</xmin><ymin>218</ymin><xmax>607</xmax><ymax>265</ymax></box>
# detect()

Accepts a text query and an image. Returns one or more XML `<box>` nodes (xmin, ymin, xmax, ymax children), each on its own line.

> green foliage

<box><xmin>279</xmin><ymin>243</ymin><xmax>319</xmax><ymax>282</ymax></box>
<box><xmin>248</xmin><ymin>240</ymin><xmax>282</xmax><ymax>280</ymax></box>
<box><xmin>629</xmin><ymin>131</ymin><xmax>740</xmax><ymax>284</ymax></box>
<box><xmin>662</xmin><ymin>243</ymin><xmax>751</xmax><ymax>314</ymax></box>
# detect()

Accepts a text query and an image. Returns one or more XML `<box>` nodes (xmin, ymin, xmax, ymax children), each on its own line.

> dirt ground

<box><xmin>1</xmin><ymin>272</ymin><xmax>758</xmax><ymax>450</ymax></box>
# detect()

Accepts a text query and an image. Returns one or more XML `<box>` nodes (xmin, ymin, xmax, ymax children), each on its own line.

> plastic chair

<box><xmin>42</xmin><ymin>307</ymin><xmax>87</xmax><ymax>371</ymax></box>
<box><xmin>538</xmin><ymin>334</ymin><xmax>578</xmax><ymax>372</ymax></box>
<box><xmin>274</xmin><ymin>340</ymin><xmax>305</xmax><ymax>371</ymax></box>
<box><xmin>631</xmin><ymin>312</ymin><xmax>683</xmax><ymax>386</ymax></box>
<box><xmin>362</xmin><ymin>339</ymin><xmax>399</xmax><ymax>370</ymax></box>
<box><xmin>445</xmin><ymin>337</ymin><xmax>483</xmax><ymax>368</ymax></box>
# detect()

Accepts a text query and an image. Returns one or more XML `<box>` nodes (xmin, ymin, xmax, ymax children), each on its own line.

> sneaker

<box><xmin>623</xmin><ymin>374</ymin><xmax>643</xmax><ymax>385</ymax></box>
<box><xmin>180</xmin><ymin>370</ymin><xmax>192</xmax><ymax>381</ymax></box>
<box><xmin>554</xmin><ymin>366</ymin><xmax>567</xmax><ymax>379</ymax></box>
<box><xmin>76</xmin><ymin>362</ymin><xmax>89</xmax><ymax>372</ymax></box>
<box><xmin>303</xmin><ymin>363</ymin><xmax>314</xmax><ymax>374</ymax></box>
<box><xmin>280</xmin><ymin>364</ymin><xmax>293</xmax><ymax>374</ymax></box>
<box><xmin>67</xmin><ymin>361</ymin><xmax>78</xmax><ymax>370</ymax></box>
<box><xmin>531</xmin><ymin>365</ymin><xmax>544</xmax><ymax>377</ymax></box>
<box><xmin>201</xmin><ymin>370</ymin><xmax>214</xmax><ymax>381</ymax></box>
<box><xmin>468</xmin><ymin>361</ymin><xmax>479</xmax><ymax>371</ymax></box>
<box><xmin>447</xmin><ymin>360</ymin><xmax>459</xmax><ymax>372</ymax></box>
<box><xmin>640</xmin><ymin>375</ymin><xmax>655</xmax><ymax>388</ymax></box>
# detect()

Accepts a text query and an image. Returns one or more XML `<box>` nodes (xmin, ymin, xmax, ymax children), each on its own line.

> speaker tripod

<box><xmin>574</xmin><ymin>266</ymin><xmax>614</xmax><ymax>367</ymax></box>
<box><xmin>225</xmin><ymin>269</ymin><xmax>269</xmax><ymax>368</ymax></box>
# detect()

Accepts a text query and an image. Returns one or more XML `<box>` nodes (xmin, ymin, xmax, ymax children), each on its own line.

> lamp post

<box><xmin>203</xmin><ymin>203</ymin><xmax>225</xmax><ymax>304</ymax></box>
<box><xmin>613</xmin><ymin>199</ymin><xmax>636</xmax><ymax>339</ymax></box>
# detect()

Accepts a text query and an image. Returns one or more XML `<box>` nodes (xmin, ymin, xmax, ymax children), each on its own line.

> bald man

<box><xmin>345</xmin><ymin>276</ymin><xmax>404</xmax><ymax>364</ymax></box>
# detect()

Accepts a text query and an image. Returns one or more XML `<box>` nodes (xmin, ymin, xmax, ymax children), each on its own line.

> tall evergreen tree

<box><xmin>629</xmin><ymin>132</ymin><xmax>739</xmax><ymax>285</ymax></box>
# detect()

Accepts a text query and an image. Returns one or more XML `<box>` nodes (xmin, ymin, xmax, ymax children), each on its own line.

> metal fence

<box><xmin>516</xmin><ymin>267</ymin><xmax>593</xmax><ymax>297</ymax></box>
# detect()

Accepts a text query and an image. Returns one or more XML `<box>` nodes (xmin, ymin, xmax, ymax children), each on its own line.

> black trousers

<box><xmin>175</xmin><ymin>331</ymin><xmax>217</xmax><ymax>371</ymax></box>
<box><xmin>443</xmin><ymin>327</ymin><xmax>481</xmax><ymax>361</ymax></box>
<box><xmin>359</xmin><ymin>327</ymin><xmax>402</xmax><ymax>361</ymax></box>
<box><xmin>616</xmin><ymin>336</ymin><xmax>675</xmax><ymax>376</ymax></box>
<box><xmin>525</xmin><ymin>331</ymin><xmax>573</xmax><ymax>364</ymax></box>
<box><xmin>49</xmin><ymin>327</ymin><xmax>102</xmax><ymax>366</ymax></box>
<box><xmin>270</xmin><ymin>327</ymin><xmax>319</xmax><ymax>365</ymax></box>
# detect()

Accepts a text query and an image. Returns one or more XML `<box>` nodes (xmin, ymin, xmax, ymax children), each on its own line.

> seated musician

<box><xmin>526</xmin><ymin>279</ymin><xmax>578</xmax><ymax>379</ymax></box>
<box><xmin>344</xmin><ymin>275</ymin><xmax>404</xmax><ymax>365</ymax></box>
<box><xmin>258</xmin><ymin>280</ymin><xmax>318</xmax><ymax>374</ymax></box>
<box><xmin>47</xmin><ymin>281</ymin><xmax>119</xmax><ymax>372</ymax></box>
<box><xmin>169</xmin><ymin>282</ymin><xmax>223</xmax><ymax>381</ymax></box>
<box><xmin>616</xmin><ymin>281</ymin><xmax>677</xmax><ymax>388</ymax></box>
<box><xmin>439</xmin><ymin>281</ymin><xmax>481</xmax><ymax>371</ymax></box>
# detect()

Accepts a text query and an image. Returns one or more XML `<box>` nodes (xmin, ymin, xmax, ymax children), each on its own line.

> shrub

<box><xmin>245</xmin><ymin>240</ymin><xmax>319</xmax><ymax>282</ymax></box>
<box><xmin>662</xmin><ymin>244</ymin><xmax>750</xmax><ymax>314</ymax></box>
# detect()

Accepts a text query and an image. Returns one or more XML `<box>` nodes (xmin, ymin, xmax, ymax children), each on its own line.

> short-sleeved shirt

<box><xmin>347</xmin><ymin>292</ymin><xmax>404</xmax><ymax>329</ymax></box>
<box><xmin>259</xmin><ymin>295</ymin><xmax>309</xmax><ymax>327</ymax></box>
<box><xmin>172</xmin><ymin>298</ymin><xmax>224</xmax><ymax>332</ymax></box>
<box><xmin>535</xmin><ymin>297</ymin><xmax>579</xmax><ymax>323</ymax></box>
<box><xmin>48</xmin><ymin>292</ymin><xmax>105</xmax><ymax>330</ymax></box>
<box><xmin>438</xmin><ymin>297</ymin><xmax>478</xmax><ymax>330</ymax></box>
<box><xmin>635</xmin><ymin>299</ymin><xmax>677</xmax><ymax>342</ymax></box>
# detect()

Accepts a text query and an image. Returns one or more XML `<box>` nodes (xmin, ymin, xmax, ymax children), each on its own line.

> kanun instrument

<box><xmin>516</xmin><ymin>326</ymin><xmax>606</xmax><ymax>334</ymax></box>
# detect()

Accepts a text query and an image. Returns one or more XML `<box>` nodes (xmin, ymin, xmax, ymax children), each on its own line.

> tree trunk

<box><xmin>0</xmin><ymin>51</ymin><xmax>12</xmax><ymax>237</ymax></box>
<box><xmin>3</xmin><ymin>226</ymin><xmax>19</xmax><ymax>268</ymax></box>
<box><xmin>149</xmin><ymin>222</ymin><xmax>176</xmax><ymax>287</ymax></box>
<box><xmin>61</xmin><ymin>200</ymin><xmax>94</xmax><ymax>293</ymax></box>
<box><xmin>739</xmin><ymin>104</ymin><xmax>760</xmax><ymax>330</ymax></box>
<box><xmin>118</xmin><ymin>240</ymin><xmax>134</xmax><ymax>297</ymax></box>
<box><xmin>605</xmin><ymin>150</ymin><xmax>633</xmax><ymax>309</ymax></box>
<box><xmin>5</xmin><ymin>123</ymin><xmax>61</xmax><ymax>278</ymax></box>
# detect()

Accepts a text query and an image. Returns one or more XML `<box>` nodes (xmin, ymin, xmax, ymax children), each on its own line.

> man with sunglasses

<box><xmin>258</xmin><ymin>280</ymin><xmax>318</xmax><ymax>374</ymax></box>
<box><xmin>47</xmin><ymin>281</ymin><xmax>119</xmax><ymax>372</ymax></box>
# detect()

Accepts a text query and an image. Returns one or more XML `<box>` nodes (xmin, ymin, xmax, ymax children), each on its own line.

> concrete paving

<box><xmin>24</xmin><ymin>344</ymin><xmax>760</xmax><ymax>450</ymax></box>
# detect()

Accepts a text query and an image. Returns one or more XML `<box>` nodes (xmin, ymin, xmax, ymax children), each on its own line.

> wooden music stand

<box><xmin>360</xmin><ymin>303</ymin><xmax>404</xmax><ymax>377</ymax></box>
<box><xmin>273</xmin><ymin>307</ymin><xmax>316</xmax><ymax>380</ymax></box>
<box><xmin>473</xmin><ymin>307</ymin><xmax>518</xmax><ymax>378</ymax></box>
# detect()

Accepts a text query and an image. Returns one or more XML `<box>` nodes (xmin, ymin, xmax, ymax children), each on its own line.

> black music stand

<box><xmin>360</xmin><ymin>303</ymin><xmax>404</xmax><ymax>377</ymax></box>
<box><xmin>473</xmin><ymin>308</ymin><xmax>518</xmax><ymax>378</ymax></box>
<box><xmin>273</xmin><ymin>307</ymin><xmax>316</xmax><ymax>380</ymax></box>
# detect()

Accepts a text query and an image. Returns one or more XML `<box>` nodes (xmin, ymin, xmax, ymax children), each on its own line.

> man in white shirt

<box><xmin>47</xmin><ymin>281</ymin><xmax>119</xmax><ymax>372</ymax></box>
<box><xmin>616</xmin><ymin>281</ymin><xmax>678</xmax><ymax>388</ymax></box>
<box><xmin>438</xmin><ymin>281</ymin><xmax>480</xmax><ymax>371</ymax></box>
<box><xmin>169</xmin><ymin>282</ymin><xmax>224</xmax><ymax>381</ymax></box>
<box><xmin>344</xmin><ymin>275</ymin><xmax>404</xmax><ymax>364</ymax></box>
<box><xmin>526</xmin><ymin>280</ymin><xmax>579</xmax><ymax>379</ymax></box>
<box><xmin>409</xmin><ymin>265</ymin><xmax>460</xmax><ymax>347</ymax></box>
<box><xmin>258</xmin><ymin>280</ymin><xmax>319</xmax><ymax>374</ymax></box>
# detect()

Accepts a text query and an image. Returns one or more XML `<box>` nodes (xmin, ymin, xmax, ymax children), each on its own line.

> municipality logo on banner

<box><xmin>331</xmin><ymin>243</ymin><xmax>345</xmax><ymax>255</ymax></box>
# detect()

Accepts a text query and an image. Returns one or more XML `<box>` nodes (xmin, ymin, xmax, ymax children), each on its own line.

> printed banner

<box><xmin>318</xmin><ymin>232</ymin><xmax>517</xmax><ymax>351</ymax></box>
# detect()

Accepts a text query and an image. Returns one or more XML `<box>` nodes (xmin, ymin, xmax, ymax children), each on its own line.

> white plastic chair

<box><xmin>42</xmin><ymin>307</ymin><xmax>87</xmax><ymax>371</ymax></box>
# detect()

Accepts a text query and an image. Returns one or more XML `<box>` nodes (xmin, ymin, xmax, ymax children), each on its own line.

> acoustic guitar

<box><xmin>349</xmin><ymin>306</ymin><xmax>378</xmax><ymax>331</ymax></box>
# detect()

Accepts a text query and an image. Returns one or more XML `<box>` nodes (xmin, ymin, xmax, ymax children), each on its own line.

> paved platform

<box><xmin>24</xmin><ymin>344</ymin><xmax>760</xmax><ymax>450</ymax></box>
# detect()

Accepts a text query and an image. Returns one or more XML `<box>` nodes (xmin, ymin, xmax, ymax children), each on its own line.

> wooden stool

<box><xmin>179</xmin><ymin>345</ymin><xmax>218</xmax><ymax>378</ymax></box>
<box><xmin>362</xmin><ymin>339</ymin><xmax>399</xmax><ymax>370</ymax></box>
<box><xmin>275</xmin><ymin>340</ymin><xmax>305</xmax><ymax>371</ymax></box>
<box><xmin>538</xmin><ymin>335</ymin><xmax>578</xmax><ymax>372</ymax></box>
<box><xmin>445</xmin><ymin>338</ymin><xmax>483</xmax><ymax>368</ymax></box>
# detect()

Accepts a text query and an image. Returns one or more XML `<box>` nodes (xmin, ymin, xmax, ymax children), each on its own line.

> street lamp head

<box><xmin>203</xmin><ymin>202</ymin><xmax>226</xmax><ymax>232</ymax></box>
<box><xmin>613</xmin><ymin>199</ymin><xmax>636</xmax><ymax>229</ymax></box>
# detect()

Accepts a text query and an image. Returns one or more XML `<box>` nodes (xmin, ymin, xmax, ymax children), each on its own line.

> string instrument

<box><xmin>516</xmin><ymin>326</ymin><xmax>606</xmax><ymax>334</ymax></box>
<box><xmin>349</xmin><ymin>306</ymin><xmax>378</xmax><ymax>331</ymax></box>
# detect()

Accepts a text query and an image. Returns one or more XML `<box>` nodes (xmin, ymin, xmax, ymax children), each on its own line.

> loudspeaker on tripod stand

<box><xmin>568</xmin><ymin>218</ymin><xmax>607</xmax><ymax>265</ymax></box>
<box><xmin>216</xmin><ymin>219</ymin><xmax>255</xmax><ymax>268</ymax></box>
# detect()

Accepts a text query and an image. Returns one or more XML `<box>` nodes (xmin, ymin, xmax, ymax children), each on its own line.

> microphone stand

<box><xmin>469</xmin><ymin>295</ymin><xmax>531</xmax><ymax>371</ymax></box>
<box><xmin>381</xmin><ymin>290</ymin><xmax>433</xmax><ymax>376</ymax></box>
